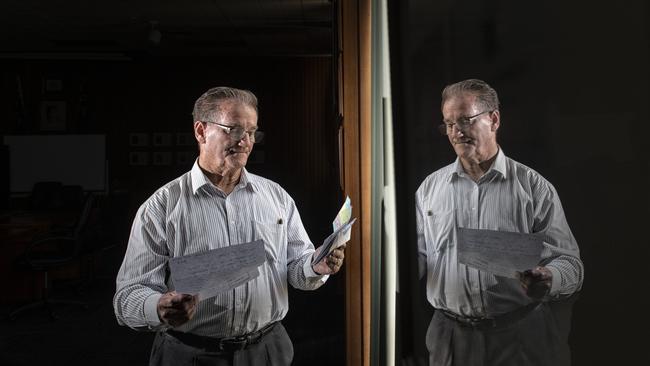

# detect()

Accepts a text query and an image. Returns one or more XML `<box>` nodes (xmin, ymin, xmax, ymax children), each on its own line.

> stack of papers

<box><xmin>332</xmin><ymin>196</ymin><xmax>352</xmax><ymax>231</ymax></box>
<box><xmin>168</xmin><ymin>240</ymin><xmax>266</xmax><ymax>299</ymax></box>
<box><xmin>312</xmin><ymin>196</ymin><xmax>356</xmax><ymax>265</ymax></box>
<box><xmin>456</xmin><ymin>228</ymin><xmax>543</xmax><ymax>278</ymax></box>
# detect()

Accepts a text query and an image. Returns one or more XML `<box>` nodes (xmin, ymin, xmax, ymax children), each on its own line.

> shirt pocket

<box><xmin>424</xmin><ymin>208</ymin><xmax>456</xmax><ymax>254</ymax></box>
<box><xmin>253</xmin><ymin>219</ymin><xmax>287</xmax><ymax>265</ymax></box>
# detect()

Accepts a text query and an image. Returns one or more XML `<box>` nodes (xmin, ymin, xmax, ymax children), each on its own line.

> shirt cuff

<box><xmin>303</xmin><ymin>253</ymin><xmax>329</xmax><ymax>282</ymax></box>
<box><xmin>546</xmin><ymin>265</ymin><xmax>562</xmax><ymax>296</ymax></box>
<box><xmin>144</xmin><ymin>293</ymin><xmax>163</xmax><ymax>327</ymax></box>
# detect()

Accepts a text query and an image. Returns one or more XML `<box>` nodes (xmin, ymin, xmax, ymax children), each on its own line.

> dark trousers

<box><xmin>149</xmin><ymin>323</ymin><xmax>294</xmax><ymax>366</ymax></box>
<box><xmin>426</xmin><ymin>303</ymin><xmax>571</xmax><ymax>366</ymax></box>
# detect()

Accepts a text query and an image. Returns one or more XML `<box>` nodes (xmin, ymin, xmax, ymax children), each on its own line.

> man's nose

<box><xmin>450</xmin><ymin>124</ymin><xmax>465</xmax><ymax>136</ymax></box>
<box><xmin>237</xmin><ymin>133</ymin><xmax>253</xmax><ymax>146</ymax></box>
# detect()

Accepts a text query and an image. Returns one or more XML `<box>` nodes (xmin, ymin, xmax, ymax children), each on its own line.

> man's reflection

<box><xmin>415</xmin><ymin>79</ymin><xmax>583</xmax><ymax>366</ymax></box>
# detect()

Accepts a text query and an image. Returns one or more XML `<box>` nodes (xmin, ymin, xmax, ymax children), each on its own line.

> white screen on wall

<box><xmin>3</xmin><ymin>134</ymin><xmax>106</xmax><ymax>193</ymax></box>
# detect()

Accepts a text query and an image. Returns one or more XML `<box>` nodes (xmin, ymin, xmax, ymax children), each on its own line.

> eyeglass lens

<box><xmin>229</xmin><ymin>127</ymin><xmax>264</xmax><ymax>143</ymax></box>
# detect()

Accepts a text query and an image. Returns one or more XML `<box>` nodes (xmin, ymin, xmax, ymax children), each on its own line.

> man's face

<box><xmin>442</xmin><ymin>93</ymin><xmax>499</xmax><ymax>163</ymax></box>
<box><xmin>196</xmin><ymin>100</ymin><xmax>258</xmax><ymax>174</ymax></box>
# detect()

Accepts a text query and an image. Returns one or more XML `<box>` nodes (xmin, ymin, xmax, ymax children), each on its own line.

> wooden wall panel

<box><xmin>339</xmin><ymin>0</ymin><xmax>372</xmax><ymax>365</ymax></box>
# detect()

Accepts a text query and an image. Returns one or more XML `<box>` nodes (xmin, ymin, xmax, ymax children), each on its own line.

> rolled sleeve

<box><xmin>144</xmin><ymin>293</ymin><xmax>163</xmax><ymax>326</ymax></box>
<box><xmin>535</xmin><ymin>183</ymin><xmax>584</xmax><ymax>297</ymax></box>
<box><xmin>546</xmin><ymin>265</ymin><xmax>562</xmax><ymax>296</ymax></box>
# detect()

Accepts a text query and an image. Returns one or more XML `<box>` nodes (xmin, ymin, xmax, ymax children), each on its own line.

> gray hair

<box><xmin>441</xmin><ymin>79</ymin><xmax>499</xmax><ymax>111</ymax></box>
<box><xmin>192</xmin><ymin>86</ymin><xmax>258</xmax><ymax>123</ymax></box>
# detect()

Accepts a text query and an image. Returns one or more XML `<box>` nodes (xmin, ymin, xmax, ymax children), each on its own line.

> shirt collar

<box><xmin>190</xmin><ymin>160</ymin><xmax>210</xmax><ymax>194</ymax></box>
<box><xmin>491</xmin><ymin>148</ymin><xmax>507</xmax><ymax>179</ymax></box>
<box><xmin>447</xmin><ymin>147</ymin><xmax>507</xmax><ymax>182</ymax></box>
<box><xmin>239</xmin><ymin>168</ymin><xmax>259</xmax><ymax>193</ymax></box>
<box><xmin>190</xmin><ymin>160</ymin><xmax>258</xmax><ymax>194</ymax></box>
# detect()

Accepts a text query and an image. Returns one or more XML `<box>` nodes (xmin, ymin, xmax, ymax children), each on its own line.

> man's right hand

<box><xmin>157</xmin><ymin>291</ymin><xmax>198</xmax><ymax>327</ymax></box>
<box><xmin>519</xmin><ymin>266</ymin><xmax>552</xmax><ymax>300</ymax></box>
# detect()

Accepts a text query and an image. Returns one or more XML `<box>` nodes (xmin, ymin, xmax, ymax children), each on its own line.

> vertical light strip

<box><xmin>370</xmin><ymin>0</ymin><xmax>396</xmax><ymax>364</ymax></box>
<box><xmin>380</xmin><ymin>0</ymin><xmax>396</xmax><ymax>364</ymax></box>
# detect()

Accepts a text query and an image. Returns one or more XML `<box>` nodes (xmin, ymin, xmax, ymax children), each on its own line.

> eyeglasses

<box><xmin>438</xmin><ymin>110</ymin><xmax>493</xmax><ymax>135</ymax></box>
<box><xmin>202</xmin><ymin>121</ymin><xmax>264</xmax><ymax>143</ymax></box>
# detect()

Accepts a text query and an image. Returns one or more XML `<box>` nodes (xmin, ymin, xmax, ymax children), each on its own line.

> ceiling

<box><xmin>0</xmin><ymin>0</ymin><xmax>334</xmax><ymax>59</ymax></box>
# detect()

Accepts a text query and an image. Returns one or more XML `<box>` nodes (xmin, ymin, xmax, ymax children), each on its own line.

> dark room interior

<box><xmin>2</xmin><ymin>0</ymin><xmax>650</xmax><ymax>366</ymax></box>
<box><xmin>1</xmin><ymin>1</ymin><xmax>345</xmax><ymax>365</ymax></box>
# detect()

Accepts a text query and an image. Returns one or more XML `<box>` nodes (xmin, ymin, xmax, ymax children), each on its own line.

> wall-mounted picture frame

<box><xmin>129</xmin><ymin>152</ymin><xmax>149</xmax><ymax>166</ymax></box>
<box><xmin>153</xmin><ymin>151</ymin><xmax>173</xmax><ymax>166</ymax></box>
<box><xmin>153</xmin><ymin>133</ymin><xmax>173</xmax><ymax>147</ymax></box>
<box><xmin>39</xmin><ymin>100</ymin><xmax>67</xmax><ymax>131</ymax></box>
<box><xmin>129</xmin><ymin>133</ymin><xmax>149</xmax><ymax>147</ymax></box>
<box><xmin>43</xmin><ymin>78</ymin><xmax>63</xmax><ymax>92</ymax></box>
<box><xmin>176</xmin><ymin>151</ymin><xmax>194</xmax><ymax>165</ymax></box>
<box><xmin>176</xmin><ymin>132</ymin><xmax>194</xmax><ymax>146</ymax></box>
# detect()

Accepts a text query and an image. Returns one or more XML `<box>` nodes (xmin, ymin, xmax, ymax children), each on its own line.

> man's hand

<box><xmin>157</xmin><ymin>291</ymin><xmax>198</xmax><ymax>327</ymax></box>
<box><xmin>519</xmin><ymin>266</ymin><xmax>552</xmax><ymax>300</ymax></box>
<box><xmin>313</xmin><ymin>244</ymin><xmax>347</xmax><ymax>275</ymax></box>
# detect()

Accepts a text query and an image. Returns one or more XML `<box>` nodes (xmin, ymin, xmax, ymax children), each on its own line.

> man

<box><xmin>416</xmin><ymin>79</ymin><xmax>583</xmax><ymax>366</ymax></box>
<box><xmin>114</xmin><ymin>86</ymin><xmax>346</xmax><ymax>366</ymax></box>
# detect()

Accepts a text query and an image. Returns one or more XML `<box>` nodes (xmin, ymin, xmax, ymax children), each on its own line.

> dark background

<box><xmin>389</xmin><ymin>0</ymin><xmax>650</xmax><ymax>365</ymax></box>
<box><xmin>0</xmin><ymin>1</ymin><xmax>346</xmax><ymax>365</ymax></box>
<box><xmin>3</xmin><ymin>1</ymin><xmax>650</xmax><ymax>365</ymax></box>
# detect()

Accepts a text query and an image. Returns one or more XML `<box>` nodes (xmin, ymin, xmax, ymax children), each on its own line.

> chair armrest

<box><xmin>24</xmin><ymin>236</ymin><xmax>76</xmax><ymax>268</ymax></box>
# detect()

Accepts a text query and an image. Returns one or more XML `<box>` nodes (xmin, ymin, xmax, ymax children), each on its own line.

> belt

<box><xmin>166</xmin><ymin>322</ymin><xmax>277</xmax><ymax>352</ymax></box>
<box><xmin>439</xmin><ymin>302</ymin><xmax>540</xmax><ymax>330</ymax></box>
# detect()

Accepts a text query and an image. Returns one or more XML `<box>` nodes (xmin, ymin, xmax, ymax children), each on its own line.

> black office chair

<box><xmin>9</xmin><ymin>193</ymin><xmax>96</xmax><ymax>320</ymax></box>
<box><xmin>30</xmin><ymin>181</ymin><xmax>64</xmax><ymax>209</ymax></box>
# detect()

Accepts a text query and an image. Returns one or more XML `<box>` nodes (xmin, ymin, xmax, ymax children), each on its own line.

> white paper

<box><xmin>311</xmin><ymin>196</ymin><xmax>356</xmax><ymax>265</ymax></box>
<box><xmin>312</xmin><ymin>217</ymin><xmax>356</xmax><ymax>265</ymax></box>
<box><xmin>168</xmin><ymin>240</ymin><xmax>266</xmax><ymax>299</ymax></box>
<box><xmin>333</xmin><ymin>196</ymin><xmax>352</xmax><ymax>231</ymax></box>
<box><xmin>456</xmin><ymin>228</ymin><xmax>543</xmax><ymax>278</ymax></box>
<box><xmin>197</xmin><ymin>266</ymin><xmax>260</xmax><ymax>300</ymax></box>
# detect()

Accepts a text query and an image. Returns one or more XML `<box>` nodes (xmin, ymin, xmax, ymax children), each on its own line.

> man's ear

<box><xmin>194</xmin><ymin>121</ymin><xmax>206</xmax><ymax>144</ymax></box>
<box><xmin>490</xmin><ymin>110</ymin><xmax>500</xmax><ymax>132</ymax></box>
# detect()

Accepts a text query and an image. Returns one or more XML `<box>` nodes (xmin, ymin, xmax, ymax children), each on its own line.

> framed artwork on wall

<box><xmin>39</xmin><ymin>101</ymin><xmax>67</xmax><ymax>131</ymax></box>
<box><xmin>129</xmin><ymin>133</ymin><xmax>149</xmax><ymax>147</ymax></box>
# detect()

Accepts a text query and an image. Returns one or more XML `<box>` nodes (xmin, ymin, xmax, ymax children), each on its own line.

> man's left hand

<box><xmin>313</xmin><ymin>244</ymin><xmax>346</xmax><ymax>275</ymax></box>
<box><xmin>519</xmin><ymin>266</ymin><xmax>552</xmax><ymax>300</ymax></box>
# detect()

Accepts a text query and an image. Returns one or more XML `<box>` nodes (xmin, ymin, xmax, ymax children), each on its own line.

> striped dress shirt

<box><xmin>416</xmin><ymin>149</ymin><xmax>583</xmax><ymax>318</ymax></box>
<box><xmin>114</xmin><ymin>161</ymin><xmax>327</xmax><ymax>337</ymax></box>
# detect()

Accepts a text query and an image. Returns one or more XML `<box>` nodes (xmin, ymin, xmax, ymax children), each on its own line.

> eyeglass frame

<box><xmin>200</xmin><ymin>120</ymin><xmax>264</xmax><ymax>143</ymax></box>
<box><xmin>438</xmin><ymin>110</ymin><xmax>494</xmax><ymax>136</ymax></box>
